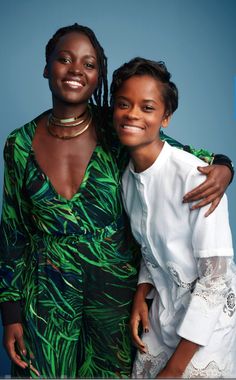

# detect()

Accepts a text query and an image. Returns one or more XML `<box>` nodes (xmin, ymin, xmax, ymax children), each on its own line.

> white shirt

<box><xmin>122</xmin><ymin>141</ymin><xmax>235</xmax><ymax>349</ymax></box>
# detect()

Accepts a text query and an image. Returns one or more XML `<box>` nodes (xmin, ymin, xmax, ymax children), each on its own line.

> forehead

<box><xmin>117</xmin><ymin>75</ymin><xmax>163</xmax><ymax>98</ymax></box>
<box><xmin>53</xmin><ymin>31</ymin><xmax>96</xmax><ymax>55</ymax></box>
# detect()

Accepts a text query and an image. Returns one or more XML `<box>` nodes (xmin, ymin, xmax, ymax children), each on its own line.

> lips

<box><xmin>121</xmin><ymin>124</ymin><xmax>145</xmax><ymax>132</ymax></box>
<box><xmin>63</xmin><ymin>79</ymin><xmax>84</xmax><ymax>88</ymax></box>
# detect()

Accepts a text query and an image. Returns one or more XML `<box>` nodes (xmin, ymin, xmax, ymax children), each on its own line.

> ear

<box><xmin>43</xmin><ymin>65</ymin><xmax>49</xmax><ymax>79</ymax></box>
<box><xmin>162</xmin><ymin>114</ymin><xmax>171</xmax><ymax>129</ymax></box>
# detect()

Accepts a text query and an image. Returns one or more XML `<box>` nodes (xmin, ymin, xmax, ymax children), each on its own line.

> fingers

<box><xmin>183</xmin><ymin>165</ymin><xmax>223</xmax><ymax>205</ymax></box>
<box><xmin>204</xmin><ymin>198</ymin><xmax>221</xmax><ymax>217</ymax></box>
<box><xmin>4</xmin><ymin>323</ymin><xmax>28</xmax><ymax>369</ymax></box>
<box><xmin>130</xmin><ymin>314</ymin><xmax>150</xmax><ymax>353</ymax></box>
<box><xmin>130</xmin><ymin>317</ymin><xmax>147</xmax><ymax>353</ymax></box>
<box><xmin>183</xmin><ymin>186</ymin><xmax>210</xmax><ymax>203</ymax></box>
<box><xmin>183</xmin><ymin>182</ymin><xmax>210</xmax><ymax>203</ymax></box>
<box><xmin>134</xmin><ymin>334</ymin><xmax>147</xmax><ymax>353</ymax></box>
<box><xmin>197</xmin><ymin>165</ymin><xmax>211</xmax><ymax>174</ymax></box>
<box><xmin>189</xmin><ymin>191</ymin><xmax>221</xmax><ymax>209</ymax></box>
<box><xmin>183</xmin><ymin>179</ymin><xmax>219</xmax><ymax>203</ymax></box>
<box><xmin>12</xmin><ymin>354</ymin><xmax>28</xmax><ymax>369</ymax></box>
<box><xmin>17</xmin><ymin>333</ymin><xmax>27</xmax><ymax>356</ymax></box>
<box><xmin>5</xmin><ymin>339</ymin><xmax>28</xmax><ymax>369</ymax></box>
<box><xmin>140</xmin><ymin>308</ymin><xmax>149</xmax><ymax>334</ymax></box>
<box><xmin>190</xmin><ymin>194</ymin><xmax>222</xmax><ymax>213</ymax></box>
<box><xmin>29</xmin><ymin>363</ymin><xmax>41</xmax><ymax>377</ymax></box>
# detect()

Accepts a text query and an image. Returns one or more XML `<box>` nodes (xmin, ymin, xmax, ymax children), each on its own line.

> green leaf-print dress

<box><xmin>0</xmin><ymin>115</ymin><xmax>214</xmax><ymax>378</ymax></box>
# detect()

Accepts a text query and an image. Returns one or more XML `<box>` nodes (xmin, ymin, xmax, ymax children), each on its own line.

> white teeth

<box><xmin>122</xmin><ymin>125</ymin><xmax>143</xmax><ymax>131</ymax></box>
<box><xmin>65</xmin><ymin>81</ymin><xmax>83</xmax><ymax>87</ymax></box>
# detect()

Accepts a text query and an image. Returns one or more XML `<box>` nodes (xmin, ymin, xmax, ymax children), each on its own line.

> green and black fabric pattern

<box><xmin>0</xmin><ymin>113</ymin><xmax>214</xmax><ymax>378</ymax></box>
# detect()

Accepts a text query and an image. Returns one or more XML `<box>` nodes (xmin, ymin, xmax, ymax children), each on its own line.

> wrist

<box><xmin>0</xmin><ymin>300</ymin><xmax>23</xmax><ymax>326</ymax></box>
<box><xmin>166</xmin><ymin>356</ymin><xmax>187</xmax><ymax>377</ymax></box>
<box><xmin>166</xmin><ymin>338</ymin><xmax>199</xmax><ymax>376</ymax></box>
<box><xmin>213</xmin><ymin>154</ymin><xmax>234</xmax><ymax>184</ymax></box>
<box><xmin>135</xmin><ymin>283</ymin><xmax>153</xmax><ymax>300</ymax></box>
<box><xmin>162</xmin><ymin>362</ymin><xmax>184</xmax><ymax>378</ymax></box>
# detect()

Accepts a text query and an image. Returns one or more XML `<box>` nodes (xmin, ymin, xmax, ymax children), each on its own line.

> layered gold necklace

<box><xmin>47</xmin><ymin>108</ymin><xmax>92</xmax><ymax>140</ymax></box>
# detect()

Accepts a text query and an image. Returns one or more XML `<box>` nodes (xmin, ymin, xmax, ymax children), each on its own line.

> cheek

<box><xmin>48</xmin><ymin>67</ymin><xmax>65</xmax><ymax>86</ymax></box>
<box><xmin>49</xmin><ymin>62</ymin><xmax>63</xmax><ymax>75</ymax></box>
<box><xmin>113</xmin><ymin>109</ymin><xmax>122</xmax><ymax>125</ymax></box>
<box><xmin>90</xmin><ymin>72</ymin><xmax>99</xmax><ymax>88</ymax></box>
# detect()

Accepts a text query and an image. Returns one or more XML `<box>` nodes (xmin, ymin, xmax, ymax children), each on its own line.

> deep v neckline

<box><xmin>28</xmin><ymin>111</ymin><xmax>99</xmax><ymax>202</ymax></box>
<box><xmin>30</xmin><ymin>145</ymin><xmax>99</xmax><ymax>202</ymax></box>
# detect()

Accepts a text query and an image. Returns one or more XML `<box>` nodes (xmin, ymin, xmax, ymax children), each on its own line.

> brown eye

<box><xmin>59</xmin><ymin>57</ymin><xmax>72</xmax><ymax>64</ymax></box>
<box><xmin>144</xmin><ymin>105</ymin><xmax>154</xmax><ymax>112</ymax></box>
<box><xmin>85</xmin><ymin>62</ymin><xmax>96</xmax><ymax>69</ymax></box>
<box><xmin>118</xmin><ymin>102</ymin><xmax>129</xmax><ymax>109</ymax></box>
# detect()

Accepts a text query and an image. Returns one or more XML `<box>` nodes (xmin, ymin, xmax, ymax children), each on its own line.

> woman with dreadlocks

<box><xmin>0</xmin><ymin>24</ymin><xmax>234</xmax><ymax>378</ymax></box>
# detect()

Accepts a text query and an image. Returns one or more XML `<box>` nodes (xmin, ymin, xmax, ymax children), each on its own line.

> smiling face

<box><xmin>113</xmin><ymin>75</ymin><xmax>170</xmax><ymax>150</ymax></box>
<box><xmin>44</xmin><ymin>31</ymin><xmax>99</xmax><ymax>109</ymax></box>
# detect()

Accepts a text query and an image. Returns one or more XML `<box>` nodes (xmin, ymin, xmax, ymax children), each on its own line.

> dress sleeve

<box><xmin>0</xmin><ymin>136</ymin><xmax>30</xmax><ymax>320</ymax></box>
<box><xmin>176</xmin><ymin>168</ymin><xmax>234</xmax><ymax>346</ymax></box>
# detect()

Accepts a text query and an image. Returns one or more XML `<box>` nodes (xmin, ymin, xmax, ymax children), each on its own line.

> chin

<box><xmin>115</xmin><ymin>130</ymin><xmax>139</xmax><ymax>147</ymax></box>
<box><xmin>120</xmin><ymin>139</ymin><xmax>139</xmax><ymax>149</ymax></box>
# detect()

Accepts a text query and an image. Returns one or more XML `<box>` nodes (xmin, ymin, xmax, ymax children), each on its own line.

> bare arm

<box><xmin>130</xmin><ymin>283</ymin><xmax>154</xmax><ymax>353</ymax></box>
<box><xmin>157</xmin><ymin>338</ymin><xmax>199</xmax><ymax>378</ymax></box>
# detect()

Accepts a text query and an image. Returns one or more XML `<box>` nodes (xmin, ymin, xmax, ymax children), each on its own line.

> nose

<box><xmin>68</xmin><ymin>62</ymin><xmax>84</xmax><ymax>76</ymax></box>
<box><xmin>125</xmin><ymin>106</ymin><xmax>140</xmax><ymax>120</ymax></box>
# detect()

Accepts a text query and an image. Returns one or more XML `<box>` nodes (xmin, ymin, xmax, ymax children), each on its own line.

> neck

<box><xmin>47</xmin><ymin>103</ymin><xmax>94</xmax><ymax>140</ymax></box>
<box><xmin>129</xmin><ymin>140</ymin><xmax>164</xmax><ymax>173</ymax></box>
<box><xmin>52</xmin><ymin>100</ymin><xmax>89</xmax><ymax>119</ymax></box>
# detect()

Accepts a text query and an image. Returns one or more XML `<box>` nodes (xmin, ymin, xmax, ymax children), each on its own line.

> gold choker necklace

<box><xmin>47</xmin><ymin>114</ymin><xmax>93</xmax><ymax>140</ymax></box>
<box><xmin>49</xmin><ymin>109</ymin><xmax>88</xmax><ymax>128</ymax></box>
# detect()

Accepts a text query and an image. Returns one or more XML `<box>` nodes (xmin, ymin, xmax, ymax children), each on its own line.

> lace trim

<box><xmin>166</xmin><ymin>258</ymin><xmax>234</xmax><ymax>310</ymax></box>
<box><xmin>133</xmin><ymin>354</ymin><xmax>231</xmax><ymax>378</ymax></box>
<box><xmin>183</xmin><ymin>360</ymin><xmax>230</xmax><ymax>378</ymax></box>
<box><xmin>223</xmin><ymin>287</ymin><xmax>236</xmax><ymax>317</ymax></box>
<box><xmin>193</xmin><ymin>286</ymin><xmax>225</xmax><ymax>308</ymax></box>
<box><xmin>132</xmin><ymin>351</ymin><xmax>168</xmax><ymax>378</ymax></box>
<box><xmin>166</xmin><ymin>262</ymin><xmax>196</xmax><ymax>289</ymax></box>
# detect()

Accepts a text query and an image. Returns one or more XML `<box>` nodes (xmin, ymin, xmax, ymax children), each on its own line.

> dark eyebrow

<box><xmin>116</xmin><ymin>95</ymin><xmax>157</xmax><ymax>104</ymax></box>
<box><xmin>116</xmin><ymin>95</ymin><xmax>129</xmax><ymax>100</ymax></box>
<box><xmin>58</xmin><ymin>50</ymin><xmax>97</xmax><ymax>60</ymax></box>
<box><xmin>143</xmin><ymin>99</ymin><xmax>156</xmax><ymax>103</ymax></box>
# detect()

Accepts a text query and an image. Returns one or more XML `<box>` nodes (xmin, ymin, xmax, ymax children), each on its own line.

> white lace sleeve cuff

<box><xmin>177</xmin><ymin>257</ymin><xmax>234</xmax><ymax>346</ymax></box>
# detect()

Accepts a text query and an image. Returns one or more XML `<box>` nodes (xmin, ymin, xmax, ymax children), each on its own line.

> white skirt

<box><xmin>132</xmin><ymin>294</ymin><xmax>236</xmax><ymax>378</ymax></box>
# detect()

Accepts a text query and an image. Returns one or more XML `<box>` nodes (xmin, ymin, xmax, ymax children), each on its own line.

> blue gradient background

<box><xmin>0</xmin><ymin>0</ymin><xmax>235</xmax><ymax>375</ymax></box>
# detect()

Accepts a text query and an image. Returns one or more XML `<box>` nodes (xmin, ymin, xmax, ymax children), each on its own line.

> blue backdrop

<box><xmin>0</xmin><ymin>0</ymin><xmax>236</xmax><ymax>376</ymax></box>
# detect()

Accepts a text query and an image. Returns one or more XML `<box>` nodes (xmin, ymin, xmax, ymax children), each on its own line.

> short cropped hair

<box><xmin>110</xmin><ymin>57</ymin><xmax>178</xmax><ymax>116</ymax></box>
